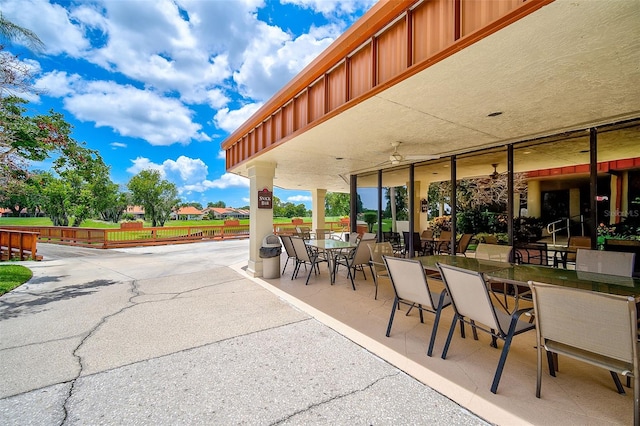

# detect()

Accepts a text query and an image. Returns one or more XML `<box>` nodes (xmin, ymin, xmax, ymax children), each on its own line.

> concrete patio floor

<box><xmin>253</xmin><ymin>250</ymin><xmax>635</xmax><ymax>425</ymax></box>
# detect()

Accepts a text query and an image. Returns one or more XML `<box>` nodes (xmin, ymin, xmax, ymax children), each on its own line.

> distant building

<box><xmin>171</xmin><ymin>206</ymin><xmax>205</xmax><ymax>221</ymax></box>
<box><xmin>204</xmin><ymin>207</ymin><xmax>250</xmax><ymax>220</ymax></box>
<box><xmin>124</xmin><ymin>206</ymin><xmax>145</xmax><ymax>220</ymax></box>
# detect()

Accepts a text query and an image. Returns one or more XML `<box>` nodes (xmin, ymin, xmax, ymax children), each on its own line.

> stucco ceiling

<box><xmin>231</xmin><ymin>0</ymin><xmax>640</xmax><ymax>192</ymax></box>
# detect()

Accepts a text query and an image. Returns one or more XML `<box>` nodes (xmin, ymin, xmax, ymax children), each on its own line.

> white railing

<box><xmin>546</xmin><ymin>214</ymin><xmax>585</xmax><ymax>246</ymax></box>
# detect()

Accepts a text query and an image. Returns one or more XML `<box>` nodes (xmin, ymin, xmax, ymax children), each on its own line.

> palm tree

<box><xmin>0</xmin><ymin>13</ymin><xmax>44</xmax><ymax>51</ymax></box>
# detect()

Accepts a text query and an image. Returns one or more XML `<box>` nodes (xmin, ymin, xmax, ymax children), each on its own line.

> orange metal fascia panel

<box><xmin>221</xmin><ymin>0</ymin><xmax>414</xmax><ymax>150</ymax></box>
<box><xmin>413</xmin><ymin>0</ymin><xmax>455</xmax><ymax>63</ymax></box>
<box><xmin>574</xmin><ymin>164</ymin><xmax>589</xmax><ymax>174</ymax></box>
<box><xmin>225</xmin><ymin>0</ymin><xmax>555</xmax><ymax>169</ymax></box>
<box><xmin>308</xmin><ymin>79</ymin><xmax>326</xmax><ymax>122</ymax></box>
<box><xmin>273</xmin><ymin>110</ymin><xmax>283</xmax><ymax>141</ymax></box>
<box><xmin>264</xmin><ymin>117</ymin><xmax>273</xmax><ymax>148</ymax></box>
<box><xmin>283</xmin><ymin>102</ymin><xmax>294</xmax><ymax>135</ymax></box>
<box><xmin>349</xmin><ymin>43</ymin><xmax>372</xmax><ymax>99</ymax></box>
<box><xmin>328</xmin><ymin>62</ymin><xmax>347</xmax><ymax>112</ymax></box>
<box><xmin>461</xmin><ymin>0</ymin><xmax>524</xmax><ymax>36</ymax></box>
<box><xmin>376</xmin><ymin>18</ymin><xmax>408</xmax><ymax>85</ymax></box>
<box><xmin>294</xmin><ymin>92</ymin><xmax>308</xmax><ymax>130</ymax></box>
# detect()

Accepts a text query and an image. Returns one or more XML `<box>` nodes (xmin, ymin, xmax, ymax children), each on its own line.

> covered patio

<box><xmin>221</xmin><ymin>0</ymin><xmax>640</xmax><ymax>277</ymax></box>
<box><xmin>221</xmin><ymin>1</ymin><xmax>640</xmax><ymax>423</ymax></box>
<box><xmin>255</xmin><ymin>254</ymin><xmax>635</xmax><ymax>425</ymax></box>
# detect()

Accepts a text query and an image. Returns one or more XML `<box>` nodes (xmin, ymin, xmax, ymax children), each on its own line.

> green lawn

<box><xmin>0</xmin><ymin>264</ymin><xmax>32</xmax><ymax>296</ymax></box>
<box><xmin>0</xmin><ymin>216</ymin><xmax>324</xmax><ymax>228</ymax></box>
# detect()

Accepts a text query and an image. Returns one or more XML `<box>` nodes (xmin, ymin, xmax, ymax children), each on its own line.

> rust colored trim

<box><xmin>222</xmin><ymin>0</ymin><xmax>413</xmax><ymax>150</ymax></box>
<box><xmin>454</xmin><ymin>0</ymin><xmax>461</xmax><ymax>40</ymax></box>
<box><xmin>406</xmin><ymin>11</ymin><xmax>413</xmax><ymax>68</ymax></box>
<box><xmin>527</xmin><ymin>156</ymin><xmax>640</xmax><ymax>178</ymax></box>
<box><xmin>223</xmin><ymin>0</ymin><xmax>555</xmax><ymax>167</ymax></box>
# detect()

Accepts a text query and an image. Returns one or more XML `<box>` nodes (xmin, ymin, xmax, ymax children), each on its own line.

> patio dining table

<box><xmin>306</xmin><ymin>239</ymin><xmax>358</xmax><ymax>284</ymax></box>
<box><xmin>416</xmin><ymin>254</ymin><xmax>640</xmax><ymax>297</ymax></box>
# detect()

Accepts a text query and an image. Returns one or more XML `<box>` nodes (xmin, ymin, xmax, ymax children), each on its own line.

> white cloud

<box><xmin>126</xmin><ymin>157</ymin><xmax>247</xmax><ymax>194</ymax></box>
<box><xmin>127</xmin><ymin>156</ymin><xmax>208</xmax><ymax>184</ymax></box>
<box><xmin>127</xmin><ymin>157</ymin><xmax>165</xmax><ymax>176</ymax></box>
<box><xmin>38</xmin><ymin>75</ymin><xmax>210</xmax><ymax>146</ymax></box>
<box><xmin>287</xmin><ymin>195</ymin><xmax>312</xmax><ymax>202</ymax></box>
<box><xmin>214</xmin><ymin>103</ymin><xmax>263</xmax><ymax>133</ymax></box>
<box><xmin>34</xmin><ymin>71</ymin><xmax>81</xmax><ymax>97</ymax></box>
<box><xmin>162</xmin><ymin>156</ymin><xmax>208</xmax><ymax>182</ymax></box>
<box><xmin>281</xmin><ymin>0</ymin><xmax>377</xmax><ymax>17</ymax></box>
<box><xmin>217</xmin><ymin>150</ymin><xmax>226</xmax><ymax>160</ymax></box>
<box><xmin>1</xmin><ymin>0</ymin><xmax>90</xmax><ymax>56</ymax></box>
<box><xmin>110</xmin><ymin>142</ymin><xmax>127</xmax><ymax>149</ymax></box>
<box><xmin>232</xmin><ymin>21</ymin><xmax>338</xmax><ymax>101</ymax></box>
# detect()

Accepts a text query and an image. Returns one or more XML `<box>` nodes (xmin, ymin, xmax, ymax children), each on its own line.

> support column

<box><xmin>411</xmin><ymin>181</ymin><xmax>422</xmax><ymax>232</ymax></box>
<box><xmin>527</xmin><ymin>180</ymin><xmax>541</xmax><ymax>218</ymax></box>
<box><xmin>311</xmin><ymin>188</ymin><xmax>327</xmax><ymax>232</ymax></box>
<box><xmin>569</xmin><ymin>188</ymin><xmax>581</xmax><ymax>219</ymax></box>
<box><xmin>247</xmin><ymin>162</ymin><xmax>276</xmax><ymax>278</ymax></box>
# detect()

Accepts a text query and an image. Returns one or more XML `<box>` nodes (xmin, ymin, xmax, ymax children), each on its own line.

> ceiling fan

<box><xmin>381</xmin><ymin>141</ymin><xmax>439</xmax><ymax>166</ymax></box>
<box><xmin>490</xmin><ymin>163</ymin><xmax>500</xmax><ymax>179</ymax></box>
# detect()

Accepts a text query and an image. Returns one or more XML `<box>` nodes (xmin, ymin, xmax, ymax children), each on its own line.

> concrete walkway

<box><xmin>0</xmin><ymin>241</ymin><xmax>487</xmax><ymax>425</ymax></box>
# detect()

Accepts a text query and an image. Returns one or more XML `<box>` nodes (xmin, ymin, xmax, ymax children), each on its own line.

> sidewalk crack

<box><xmin>59</xmin><ymin>279</ymin><xmax>140</xmax><ymax>425</ymax></box>
<box><xmin>269</xmin><ymin>372</ymin><xmax>400</xmax><ymax>425</ymax></box>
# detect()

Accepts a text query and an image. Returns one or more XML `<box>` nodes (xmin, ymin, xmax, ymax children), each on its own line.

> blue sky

<box><xmin>2</xmin><ymin>0</ymin><xmax>376</xmax><ymax>209</ymax></box>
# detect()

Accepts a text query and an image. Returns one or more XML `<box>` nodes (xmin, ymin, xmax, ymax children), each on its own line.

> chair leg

<box><xmin>305</xmin><ymin>259</ymin><xmax>317</xmax><ymax>285</ymax></box>
<box><xmin>441</xmin><ymin>314</ymin><xmax>459</xmax><ymax>359</ymax></box>
<box><xmin>373</xmin><ymin>272</ymin><xmax>379</xmax><ymax>300</ymax></box>
<box><xmin>385</xmin><ymin>297</ymin><xmax>399</xmax><ymax>337</ymax></box>
<box><xmin>633</xmin><ymin>373</ymin><xmax>639</xmax><ymax>426</ymax></box>
<box><xmin>427</xmin><ymin>293</ymin><xmax>447</xmax><ymax>357</ymax></box>
<box><xmin>490</xmin><ymin>329</ymin><xmax>498</xmax><ymax>348</ymax></box>
<box><xmin>490</xmin><ymin>316</ymin><xmax>520</xmax><ymax>394</ymax></box>
<box><xmin>546</xmin><ymin>351</ymin><xmax>556</xmax><ymax>377</ymax></box>
<box><xmin>610</xmin><ymin>371</ymin><xmax>626</xmax><ymax>395</ymax></box>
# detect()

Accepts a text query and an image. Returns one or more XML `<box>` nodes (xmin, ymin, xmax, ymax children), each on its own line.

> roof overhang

<box><xmin>228</xmin><ymin>0</ymin><xmax>640</xmax><ymax>192</ymax></box>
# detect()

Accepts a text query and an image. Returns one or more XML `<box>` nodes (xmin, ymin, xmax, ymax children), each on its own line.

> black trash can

<box><xmin>260</xmin><ymin>234</ymin><xmax>282</xmax><ymax>279</ymax></box>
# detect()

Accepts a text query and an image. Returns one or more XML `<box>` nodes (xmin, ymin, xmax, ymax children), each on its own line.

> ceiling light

<box><xmin>390</xmin><ymin>152</ymin><xmax>403</xmax><ymax>165</ymax></box>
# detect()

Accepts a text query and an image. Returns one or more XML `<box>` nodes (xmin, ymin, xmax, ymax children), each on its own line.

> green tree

<box><xmin>94</xmin><ymin>181</ymin><xmax>128</xmax><ymax>223</ymax></box>
<box><xmin>208</xmin><ymin>200</ymin><xmax>226</xmax><ymax>208</ymax></box>
<box><xmin>384</xmin><ymin>186</ymin><xmax>408</xmax><ymax>221</ymax></box>
<box><xmin>325</xmin><ymin>192</ymin><xmax>349</xmax><ymax>216</ymax></box>
<box><xmin>128</xmin><ymin>170</ymin><xmax>179</xmax><ymax>227</ymax></box>
<box><xmin>38</xmin><ymin>172</ymin><xmax>71</xmax><ymax>226</ymax></box>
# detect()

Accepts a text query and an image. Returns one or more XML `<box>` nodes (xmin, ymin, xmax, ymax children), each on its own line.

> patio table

<box><xmin>416</xmin><ymin>254</ymin><xmax>512</xmax><ymax>275</ymax></box>
<box><xmin>486</xmin><ymin>264</ymin><xmax>640</xmax><ymax>297</ymax></box>
<box><xmin>416</xmin><ymin>255</ymin><xmax>640</xmax><ymax>314</ymax></box>
<box><xmin>306</xmin><ymin>239</ymin><xmax>358</xmax><ymax>284</ymax></box>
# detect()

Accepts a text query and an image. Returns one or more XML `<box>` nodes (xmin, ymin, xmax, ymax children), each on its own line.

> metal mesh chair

<box><xmin>575</xmin><ymin>248</ymin><xmax>636</xmax><ymax>277</ymax></box>
<box><xmin>384</xmin><ymin>256</ymin><xmax>451</xmax><ymax>357</ymax></box>
<box><xmin>438</xmin><ymin>263</ymin><xmax>535</xmax><ymax>394</ymax></box>
<box><xmin>290</xmin><ymin>236</ymin><xmax>326</xmax><ymax>285</ymax></box>
<box><xmin>367</xmin><ymin>241</ymin><xmax>394</xmax><ymax>299</ymax></box>
<box><xmin>528</xmin><ymin>281</ymin><xmax>639</xmax><ymax>426</ymax></box>
<box><xmin>474</xmin><ymin>243</ymin><xmax>513</xmax><ymax>262</ymax></box>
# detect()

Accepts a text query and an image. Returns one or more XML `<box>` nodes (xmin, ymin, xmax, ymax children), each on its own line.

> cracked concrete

<box><xmin>0</xmin><ymin>240</ymin><xmax>487</xmax><ymax>425</ymax></box>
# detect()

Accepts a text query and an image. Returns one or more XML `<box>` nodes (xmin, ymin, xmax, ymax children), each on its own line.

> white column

<box><xmin>311</xmin><ymin>189</ymin><xmax>326</xmax><ymax>232</ymax></box>
<box><xmin>247</xmin><ymin>162</ymin><xmax>276</xmax><ymax>278</ymax></box>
